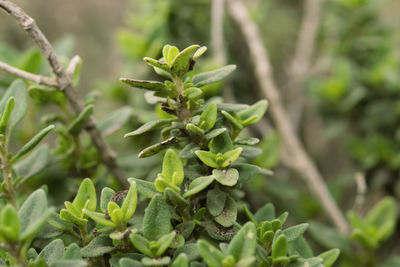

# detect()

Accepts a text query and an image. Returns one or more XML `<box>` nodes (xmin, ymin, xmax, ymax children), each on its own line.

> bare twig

<box><xmin>286</xmin><ymin>0</ymin><xmax>324</xmax><ymax>129</ymax></box>
<box><xmin>227</xmin><ymin>0</ymin><xmax>349</xmax><ymax>233</ymax></box>
<box><xmin>211</xmin><ymin>0</ymin><xmax>226</xmax><ymax>64</ymax></box>
<box><xmin>0</xmin><ymin>0</ymin><xmax>129</xmax><ymax>188</ymax></box>
<box><xmin>354</xmin><ymin>172</ymin><xmax>367</xmax><ymax>213</ymax></box>
<box><xmin>0</xmin><ymin>61</ymin><xmax>58</xmax><ymax>87</ymax></box>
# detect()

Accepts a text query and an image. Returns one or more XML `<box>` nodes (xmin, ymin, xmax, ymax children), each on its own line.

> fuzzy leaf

<box><xmin>365</xmin><ymin>197</ymin><xmax>397</xmax><ymax>241</ymax></box>
<box><xmin>138</xmin><ymin>137</ymin><xmax>177</xmax><ymax>158</ymax></box>
<box><xmin>183</xmin><ymin>175</ymin><xmax>215</xmax><ymax>198</ymax></box>
<box><xmin>195</xmin><ymin>150</ymin><xmax>218</xmax><ymax>168</ymax></box>
<box><xmin>143</xmin><ymin>195</ymin><xmax>172</xmax><ymax>241</ymax></box>
<box><xmin>67</xmin><ymin>105</ymin><xmax>93</xmax><ymax>136</ymax></box>
<box><xmin>60</xmin><ymin>209</ymin><xmax>87</xmax><ymax>226</ymax></box>
<box><xmin>237</xmin><ymin>100</ymin><xmax>268</xmax><ymax>126</ymax></box>
<box><xmin>0</xmin><ymin>204</ymin><xmax>20</xmax><ymax>242</ymax></box>
<box><xmin>214</xmin><ymin>196</ymin><xmax>237</xmax><ymax>227</ymax></box>
<box><xmin>197</xmin><ymin>240</ymin><xmax>225</xmax><ymax>267</ymax></box>
<box><xmin>100</xmin><ymin>187</ymin><xmax>115</xmax><ymax>213</ymax></box>
<box><xmin>18</xmin><ymin>189</ymin><xmax>51</xmax><ymax>241</ymax></box>
<box><xmin>272</xmin><ymin>235</ymin><xmax>288</xmax><ymax>260</ymax></box>
<box><xmin>221</xmin><ymin>148</ymin><xmax>242</xmax><ymax>168</ymax></box>
<box><xmin>37</xmin><ymin>239</ymin><xmax>64</xmax><ymax>266</ymax></box>
<box><xmin>254</xmin><ymin>203</ymin><xmax>275</xmax><ymax>223</ymax></box>
<box><xmin>213</xmin><ymin>168</ymin><xmax>239</xmax><ymax>187</ymax></box>
<box><xmin>81</xmin><ymin>234</ymin><xmax>115</xmax><ymax>257</ymax></box>
<box><xmin>120</xmin><ymin>78</ymin><xmax>167</xmax><ymax>92</ymax></box>
<box><xmin>192</xmin><ymin>65</ymin><xmax>236</xmax><ymax>87</ymax></box>
<box><xmin>144</xmin><ymin>57</ymin><xmax>170</xmax><ymax>72</ymax></box>
<box><xmin>171</xmin><ymin>45</ymin><xmax>200</xmax><ymax>77</ymax></box>
<box><xmin>199</xmin><ymin>103</ymin><xmax>217</xmax><ymax>130</ymax></box>
<box><xmin>121</xmin><ymin>181</ymin><xmax>137</xmax><ymax>222</ymax></box>
<box><xmin>156</xmin><ymin>232</ymin><xmax>176</xmax><ymax>257</ymax></box>
<box><xmin>72</xmin><ymin>178</ymin><xmax>97</xmax><ymax>212</ymax></box>
<box><xmin>130</xmin><ymin>233</ymin><xmax>152</xmax><ymax>257</ymax></box>
<box><xmin>283</xmin><ymin>223</ymin><xmax>309</xmax><ymax>243</ymax></box>
<box><xmin>161</xmin><ymin>149</ymin><xmax>184</xmax><ymax>185</ymax></box>
<box><xmin>164</xmin><ymin>188</ymin><xmax>189</xmax><ymax>207</ymax></box>
<box><xmin>0</xmin><ymin>79</ymin><xmax>28</xmax><ymax>133</ymax></box>
<box><xmin>11</xmin><ymin>125</ymin><xmax>55</xmax><ymax>163</ymax></box>
<box><xmin>82</xmin><ymin>209</ymin><xmax>115</xmax><ymax>227</ymax></box>
<box><xmin>125</xmin><ymin>119</ymin><xmax>173</xmax><ymax>137</ymax></box>
<box><xmin>205</xmin><ymin>128</ymin><xmax>227</xmax><ymax>140</ymax></box>
<box><xmin>129</xmin><ymin>178</ymin><xmax>157</xmax><ymax>199</ymax></box>
<box><xmin>318</xmin><ymin>249</ymin><xmax>340</xmax><ymax>267</ymax></box>
<box><xmin>0</xmin><ymin>97</ymin><xmax>15</xmax><ymax>135</ymax></box>
<box><xmin>171</xmin><ymin>253</ymin><xmax>189</xmax><ymax>267</ymax></box>
<box><xmin>228</xmin><ymin>222</ymin><xmax>257</xmax><ymax>262</ymax></box>
<box><xmin>207</xmin><ymin>187</ymin><xmax>227</xmax><ymax>217</ymax></box>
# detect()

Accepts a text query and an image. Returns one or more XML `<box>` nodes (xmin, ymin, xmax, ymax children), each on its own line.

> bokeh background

<box><xmin>1</xmin><ymin>0</ymin><xmax>400</xmax><ymax>265</ymax></box>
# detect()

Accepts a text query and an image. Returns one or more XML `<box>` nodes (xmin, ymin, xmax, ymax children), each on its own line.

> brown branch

<box><xmin>227</xmin><ymin>0</ymin><xmax>349</xmax><ymax>233</ymax></box>
<box><xmin>211</xmin><ymin>0</ymin><xmax>226</xmax><ymax>64</ymax></box>
<box><xmin>286</xmin><ymin>0</ymin><xmax>324</xmax><ymax>128</ymax></box>
<box><xmin>0</xmin><ymin>0</ymin><xmax>129</xmax><ymax>188</ymax></box>
<box><xmin>0</xmin><ymin>61</ymin><xmax>58</xmax><ymax>87</ymax></box>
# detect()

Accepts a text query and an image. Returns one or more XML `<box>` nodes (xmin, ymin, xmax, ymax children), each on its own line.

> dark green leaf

<box><xmin>192</xmin><ymin>65</ymin><xmax>237</xmax><ymax>87</ymax></box>
<box><xmin>143</xmin><ymin>195</ymin><xmax>172</xmax><ymax>241</ymax></box>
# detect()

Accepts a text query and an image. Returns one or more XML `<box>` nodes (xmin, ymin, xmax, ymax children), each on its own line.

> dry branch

<box><xmin>227</xmin><ymin>0</ymin><xmax>349</xmax><ymax>233</ymax></box>
<box><xmin>0</xmin><ymin>0</ymin><xmax>129</xmax><ymax>188</ymax></box>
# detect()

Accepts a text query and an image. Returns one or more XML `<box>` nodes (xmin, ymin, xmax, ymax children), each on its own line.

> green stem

<box><xmin>0</xmin><ymin>138</ymin><xmax>16</xmax><ymax>206</ymax></box>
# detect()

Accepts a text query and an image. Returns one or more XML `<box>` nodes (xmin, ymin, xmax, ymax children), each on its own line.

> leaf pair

<box><xmin>221</xmin><ymin>100</ymin><xmax>268</xmax><ymax>129</ymax></box>
<box><xmin>155</xmin><ymin>149</ymin><xmax>184</xmax><ymax>192</ymax></box>
<box><xmin>195</xmin><ymin>147</ymin><xmax>242</xmax><ymax>169</ymax></box>
<box><xmin>83</xmin><ymin>181</ymin><xmax>137</xmax><ymax>230</ymax></box>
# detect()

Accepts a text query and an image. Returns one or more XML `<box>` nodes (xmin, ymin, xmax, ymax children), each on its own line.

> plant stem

<box><xmin>0</xmin><ymin>138</ymin><xmax>15</xmax><ymax>206</ymax></box>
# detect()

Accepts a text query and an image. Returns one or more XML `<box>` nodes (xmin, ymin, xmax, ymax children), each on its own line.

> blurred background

<box><xmin>1</xmin><ymin>0</ymin><xmax>400</xmax><ymax>265</ymax></box>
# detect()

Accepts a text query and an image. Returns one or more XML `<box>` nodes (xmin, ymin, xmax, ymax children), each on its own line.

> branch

<box><xmin>0</xmin><ymin>61</ymin><xmax>58</xmax><ymax>87</ymax></box>
<box><xmin>211</xmin><ymin>0</ymin><xmax>226</xmax><ymax>64</ymax></box>
<box><xmin>0</xmin><ymin>0</ymin><xmax>129</xmax><ymax>188</ymax></box>
<box><xmin>227</xmin><ymin>0</ymin><xmax>349</xmax><ymax>233</ymax></box>
<box><xmin>286</xmin><ymin>0</ymin><xmax>324</xmax><ymax>128</ymax></box>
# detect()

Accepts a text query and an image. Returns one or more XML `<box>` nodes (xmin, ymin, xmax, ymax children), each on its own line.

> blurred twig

<box><xmin>0</xmin><ymin>0</ymin><xmax>129</xmax><ymax>188</ymax></box>
<box><xmin>286</xmin><ymin>0</ymin><xmax>324</xmax><ymax>130</ymax></box>
<box><xmin>354</xmin><ymin>172</ymin><xmax>367</xmax><ymax>213</ymax></box>
<box><xmin>0</xmin><ymin>61</ymin><xmax>58</xmax><ymax>86</ymax></box>
<box><xmin>227</xmin><ymin>0</ymin><xmax>349</xmax><ymax>234</ymax></box>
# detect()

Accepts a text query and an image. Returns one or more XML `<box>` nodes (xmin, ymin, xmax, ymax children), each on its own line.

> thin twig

<box><xmin>286</xmin><ymin>0</ymin><xmax>324</xmax><ymax>129</ymax></box>
<box><xmin>227</xmin><ymin>0</ymin><xmax>349</xmax><ymax>233</ymax></box>
<box><xmin>0</xmin><ymin>0</ymin><xmax>129</xmax><ymax>188</ymax></box>
<box><xmin>354</xmin><ymin>172</ymin><xmax>367</xmax><ymax>213</ymax></box>
<box><xmin>0</xmin><ymin>61</ymin><xmax>58</xmax><ymax>87</ymax></box>
<box><xmin>211</xmin><ymin>0</ymin><xmax>226</xmax><ymax>64</ymax></box>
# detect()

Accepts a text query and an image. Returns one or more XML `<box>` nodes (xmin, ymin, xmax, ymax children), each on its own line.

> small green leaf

<box><xmin>365</xmin><ymin>197</ymin><xmax>397</xmax><ymax>241</ymax></box>
<box><xmin>67</xmin><ymin>105</ymin><xmax>93</xmax><ymax>136</ymax></box>
<box><xmin>207</xmin><ymin>187</ymin><xmax>227</xmax><ymax>217</ymax></box>
<box><xmin>100</xmin><ymin>187</ymin><xmax>115</xmax><ymax>213</ymax></box>
<box><xmin>130</xmin><ymin>233</ymin><xmax>152</xmax><ymax>257</ymax></box>
<box><xmin>11</xmin><ymin>125</ymin><xmax>55</xmax><ymax>163</ymax></box>
<box><xmin>138</xmin><ymin>137</ymin><xmax>177</xmax><ymax>158</ymax></box>
<box><xmin>192</xmin><ymin>65</ymin><xmax>236</xmax><ymax>87</ymax></box>
<box><xmin>197</xmin><ymin>240</ymin><xmax>225</xmax><ymax>267</ymax></box>
<box><xmin>283</xmin><ymin>223</ymin><xmax>309</xmax><ymax>243</ymax></box>
<box><xmin>186</xmin><ymin>123</ymin><xmax>205</xmax><ymax>135</ymax></box>
<box><xmin>199</xmin><ymin>103</ymin><xmax>217</xmax><ymax>130</ymax></box>
<box><xmin>36</xmin><ymin>239</ymin><xmax>64</xmax><ymax>266</ymax></box>
<box><xmin>221</xmin><ymin>110</ymin><xmax>243</xmax><ymax>130</ymax></box>
<box><xmin>156</xmin><ymin>232</ymin><xmax>176</xmax><ymax>256</ymax></box>
<box><xmin>195</xmin><ymin>150</ymin><xmax>218</xmax><ymax>168</ymax></box>
<box><xmin>82</xmin><ymin>209</ymin><xmax>116</xmax><ymax>227</ymax></box>
<box><xmin>121</xmin><ymin>181</ymin><xmax>137</xmax><ymax>222</ymax></box>
<box><xmin>120</xmin><ymin>78</ymin><xmax>167</xmax><ymax>92</ymax></box>
<box><xmin>0</xmin><ymin>97</ymin><xmax>15</xmax><ymax>135</ymax></box>
<box><xmin>125</xmin><ymin>119</ymin><xmax>173</xmax><ymax>137</ymax></box>
<box><xmin>60</xmin><ymin>209</ymin><xmax>87</xmax><ymax>226</ymax></box>
<box><xmin>171</xmin><ymin>253</ymin><xmax>188</xmax><ymax>267</ymax></box>
<box><xmin>213</xmin><ymin>168</ymin><xmax>239</xmax><ymax>187</ymax></box>
<box><xmin>209</xmin><ymin>131</ymin><xmax>234</xmax><ymax>154</ymax></box>
<box><xmin>143</xmin><ymin>195</ymin><xmax>172</xmax><ymax>241</ymax></box>
<box><xmin>161</xmin><ymin>149</ymin><xmax>184</xmax><ymax>186</ymax></box>
<box><xmin>128</xmin><ymin>178</ymin><xmax>157</xmax><ymax>199</ymax></box>
<box><xmin>164</xmin><ymin>188</ymin><xmax>189</xmax><ymax>207</ymax></box>
<box><xmin>237</xmin><ymin>100</ymin><xmax>268</xmax><ymax>126</ymax></box>
<box><xmin>221</xmin><ymin>148</ymin><xmax>242</xmax><ymax>167</ymax></box>
<box><xmin>63</xmin><ymin>243</ymin><xmax>82</xmax><ymax>260</ymax></box>
<box><xmin>18</xmin><ymin>189</ymin><xmax>51</xmax><ymax>241</ymax></box>
<box><xmin>183</xmin><ymin>175</ymin><xmax>215</xmax><ymax>198</ymax></box>
<box><xmin>254</xmin><ymin>203</ymin><xmax>275</xmax><ymax>223</ymax></box>
<box><xmin>81</xmin><ymin>234</ymin><xmax>115</xmax><ymax>257</ymax></box>
<box><xmin>193</xmin><ymin>46</ymin><xmax>207</xmax><ymax>59</ymax></box>
<box><xmin>227</xmin><ymin>222</ymin><xmax>257</xmax><ymax>262</ymax></box>
<box><xmin>168</xmin><ymin>46</ymin><xmax>179</xmax><ymax>65</ymax></box>
<box><xmin>272</xmin><ymin>235</ymin><xmax>288</xmax><ymax>260</ymax></box>
<box><xmin>183</xmin><ymin>87</ymin><xmax>203</xmax><ymax>99</ymax></box>
<box><xmin>0</xmin><ymin>204</ymin><xmax>20</xmax><ymax>242</ymax></box>
<box><xmin>0</xmin><ymin>79</ymin><xmax>28</xmax><ymax>133</ymax></box>
<box><xmin>171</xmin><ymin>45</ymin><xmax>200</xmax><ymax>77</ymax></box>
<box><xmin>214</xmin><ymin>196</ymin><xmax>237</xmax><ymax>227</ymax></box>
<box><xmin>143</xmin><ymin>57</ymin><xmax>170</xmax><ymax>72</ymax></box>
<box><xmin>318</xmin><ymin>248</ymin><xmax>340</xmax><ymax>267</ymax></box>
<box><xmin>108</xmin><ymin>202</ymin><xmax>123</xmax><ymax>224</ymax></box>
<box><xmin>72</xmin><ymin>178</ymin><xmax>97</xmax><ymax>212</ymax></box>
<box><xmin>162</xmin><ymin>45</ymin><xmax>172</xmax><ymax>63</ymax></box>
<box><xmin>205</xmin><ymin>128</ymin><xmax>227</xmax><ymax>140</ymax></box>
<box><xmin>142</xmin><ymin>256</ymin><xmax>171</xmax><ymax>266</ymax></box>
